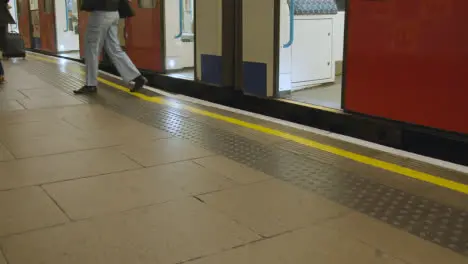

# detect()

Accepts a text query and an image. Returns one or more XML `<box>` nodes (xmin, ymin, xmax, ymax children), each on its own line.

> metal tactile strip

<box><xmin>23</xmin><ymin>58</ymin><xmax>468</xmax><ymax>256</ymax></box>
<box><xmin>278</xmin><ymin>140</ymin><xmax>468</xmax><ymax>185</ymax></box>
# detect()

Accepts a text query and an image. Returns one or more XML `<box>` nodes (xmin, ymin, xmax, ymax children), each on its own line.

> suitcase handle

<box><xmin>7</xmin><ymin>27</ymin><xmax>23</xmax><ymax>38</ymax></box>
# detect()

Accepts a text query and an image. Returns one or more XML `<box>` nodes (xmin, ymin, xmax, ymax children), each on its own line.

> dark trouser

<box><xmin>0</xmin><ymin>61</ymin><xmax>4</xmax><ymax>76</ymax></box>
<box><xmin>0</xmin><ymin>25</ymin><xmax>6</xmax><ymax>51</ymax></box>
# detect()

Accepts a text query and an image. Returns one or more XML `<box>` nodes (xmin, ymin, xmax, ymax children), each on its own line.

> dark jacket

<box><xmin>81</xmin><ymin>0</ymin><xmax>120</xmax><ymax>12</ymax></box>
<box><xmin>0</xmin><ymin>0</ymin><xmax>15</xmax><ymax>25</ymax></box>
<box><xmin>0</xmin><ymin>0</ymin><xmax>14</xmax><ymax>50</ymax></box>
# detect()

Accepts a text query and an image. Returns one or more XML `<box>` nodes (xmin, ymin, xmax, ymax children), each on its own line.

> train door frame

<box><xmin>275</xmin><ymin>0</ymin><xmax>348</xmax><ymax>109</ymax></box>
<box><xmin>158</xmin><ymin>0</ymin><xmax>167</xmax><ymax>73</ymax></box>
<box><xmin>17</xmin><ymin>0</ymin><xmax>33</xmax><ymax>48</ymax></box>
<box><xmin>77</xmin><ymin>0</ymin><xmax>87</xmax><ymax>58</ymax></box>
<box><xmin>232</xmin><ymin>0</ymin><xmax>242</xmax><ymax>90</ymax></box>
<box><xmin>236</xmin><ymin>0</ymin><xmax>278</xmax><ymax>97</ymax></box>
<box><xmin>191</xmin><ymin>0</ymin><xmax>196</xmax><ymax>79</ymax></box>
<box><xmin>77</xmin><ymin>13</ymin><xmax>87</xmax><ymax>59</ymax></box>
<box><xmin>272</xmin><ymin>0</ymin><xmax>280</xmax><ymax>98</ymax></box>
<box><xmin>125</xmin><ymin>0</ymin><xmax>165</xmax><ymax>72</ymax></box>
<box><xmin>160</xmin><ymin>0</ymin><xmax>167</xmax><ymax>73</ymax></box>
<box><xmin>238</xmin><ymin>0</ymin><xmax>349</xmax><ymax>109</ymax></box>
<box><xmin>161</xmin><ymin>0</ymin><xmax>198</xmax><ymax>78</ymax></box>
<box><xmin>29</xmin><ymin>0</ymin><xmax>43</xmax><ymax>49</ymax></box>
<box><xmin>192</xmin><ymin>0</ymin><xmax>196</xmax><ymax>79</ymax></box>
<box><xmin>194</xmin><ymin>0</ymin><xmax>239</xmax><ymax>87</ymax></box>
<box><xmin>340</xmin><ymin>0</ymin><xmax>349</xmax><ymax>109</ymax></box>
<box><xmin>221</xmin><ymin>0</ymin><xmax>235</xmax><ymax>87</ymax></box>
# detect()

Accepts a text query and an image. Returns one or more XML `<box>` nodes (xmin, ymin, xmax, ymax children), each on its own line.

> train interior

<box><xmin>165</xmin><ymin>0</ymin><xmax>195</xmax><ymax>80</ymax></box>
<box><xmin>279</xmin><ymin>0</ymin><xmax>346</xmax><ymax>109</ymax></box>
<box><xmin>6</xmin><ymin>0</ymin><xmax>19</xmax><ymax>33</ymax></box>
<box><xmin>26</xmin><ymin>0</ymin><xmax>40</xmax><ymax>49</ymax></box>
<box><xmin>55</xmin><ymin>0</ymin><xmax>80</xmax><ymax>59</ymax></box>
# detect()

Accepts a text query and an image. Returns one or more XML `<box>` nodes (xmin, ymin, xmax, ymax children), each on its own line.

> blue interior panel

<box><xmin>243</xmin><ymin>61</ymin><xmax>267</xmax><ymax>97</ymax></box>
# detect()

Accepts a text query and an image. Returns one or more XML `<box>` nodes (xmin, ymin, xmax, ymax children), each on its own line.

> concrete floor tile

<box><xmin>0</xmin><ymin>148</ymin><xmax>140</xmax><ymax>190</ymax></box>
<box><xmin>0</xmin><ymin>143</ymin><xmax>14</xmax><ymax>162</ymax></box>
<box><xmin>19</xmin><ymin>88</ymin><xmax>69</xmax><ymax>99</ymax></box>
<box><xmin>3</xmin><ymin>74</ymin><xmax>51</xmax><ymax>91</ymax></box>
<box><xmin>118</xmin><ymin>138</ymin><xmax>214</xmax><ymax>167</ymax></box>
<box><xmin>0</xmin><ymin>119</ymin><xmax>119</xmax><ymax>158</ymax></box>
<box><xmin>0</xmin><ymin>119</ymin><xmax>80</xmax><ymax>140</ymax></box>
<box><xmin>43</xmin><ymin>167</ymin><xmax>188</xmax><ymax>220</ymax></box>
<box><xmin>0</xmin><ymin>135</ymin><xmax>120</xmax><ymax>159</ymax></box>
<box><xmin>144</xmin><ymin>161</ymin><xmax>237</xmax><ymax>195</ymax></box>
<box><xmin>0</xmin><ymin>100</ymin><xmax>25</xmax><ymax>112</ymax></box>
<box><xmin>194</xmin><ymin>156</ymin><xmax>271</xmax><ymax>184</ymax></box>
<box><xmin>0</xmin><ymin>187</ymin><xmax>68</xmax><ymax>236</ymax></box>
<box><xmin>0</xmin><ymin>108</ymin><xmax>59</xmax><ymax>125</ymax></box>
<box><xmin>17</xmin><ymin>95</ymin><xmax>83</xmax><ymax>110</ymax></box>
<box><xmin>190</xmin><ymin>225</ymin><xmax>406</xmax><ymax>264</ymax></box>
<box><xmin>1</xmin><ymin>198</ymin><xmax>260</xmax><ymax>264</ymax></box>
<box><xmin>0</xmin><ymin>105</ymin><xmax>99</xmax><ymax>126</ymax></box>
<box><xmin>0</xmin><ymin>89</ymin><xmax>27</xmax><ymax>101</ymax></box>
<box><xmin>324</xmin><ymin>212</ymin><xmax>468</xmax><ymax>264</ymax></box>
<box><xmin>0</xmin><ymin>250</ymin><xmax>6</xmax><ymax>264</ymax></box>
<box><xmin>199</xmin><ymin>180</ymin><xmax>349</xmax><ymax>237</ymax></box>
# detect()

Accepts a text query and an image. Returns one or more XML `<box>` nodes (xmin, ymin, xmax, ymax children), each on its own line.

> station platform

<box><xmin>0</xmin><ymin>53</ymin><xmax>467</xmax><ymax>264</ymax></box>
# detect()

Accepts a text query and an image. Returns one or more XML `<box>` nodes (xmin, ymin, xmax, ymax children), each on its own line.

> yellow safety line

<box><xmin>28</xmin><ymin>53</ymin><xmax>468</xmax><ymax>195</ymax></box>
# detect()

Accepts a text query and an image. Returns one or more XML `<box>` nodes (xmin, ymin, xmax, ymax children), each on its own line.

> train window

<box><xmin>335</xmin><ymin>0</ymin><xmax>346</xmax><ymax>11</ymax></box>
<box><xmin>182</xmin><ymin>0</ymin><xmax>194</xmax><ymax>34</ymax></box>
<box><xmin>138</xmin><ymin>0</ymin><xmax>157</xmax><ymax>8</ymax></box>
<box><xmin>44</xmin><ymin>0</ymin><xmax>54</xmax><ymax>13</ymax></box>
<box><xmin>29</xmin><ymin>0</ymin><xmax>39</xmax><ymax>11</ymax></box>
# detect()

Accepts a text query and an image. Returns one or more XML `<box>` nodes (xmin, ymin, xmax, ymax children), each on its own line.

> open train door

<box><xmin>17</xmin><ymin>0</ymin><xmax>32</xmax><ymax>48</ymax></box>
<box><xmin>126</xmin><ymin>0</ymin><xmax>164</xmax><ymax>72</ymax></box>
<box><xmin>38</xmin><ymin>0</ymin><xmax>57</xmax><ymax>52</ymax></box>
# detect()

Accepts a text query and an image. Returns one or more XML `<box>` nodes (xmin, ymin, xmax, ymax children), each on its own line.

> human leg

<box><xmin>103</xmin><ymin>13</ymin><xmax>147</xmax><ymax>92</ymax></box>
<box><xmin>74</xmin><ymin>12</ymin><xmax>108</xmax><ymax>94</ymax></box>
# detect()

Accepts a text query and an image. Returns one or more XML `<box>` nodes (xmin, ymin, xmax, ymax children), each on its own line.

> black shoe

<box><xmin>74</xmin><ymin>85</ymin><xmax>97</xmax><ymax>94</ymax></box>
<box><xmin>131</xmin><ymin>75</ymin><xmax>147</xmax><ymax>93</ymax></box>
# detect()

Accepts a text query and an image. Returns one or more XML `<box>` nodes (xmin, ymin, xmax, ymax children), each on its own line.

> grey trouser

<box><xmin>85</xmin><ymin>11</ymin><xmax>140</xmax><ymax>86</ymax></box>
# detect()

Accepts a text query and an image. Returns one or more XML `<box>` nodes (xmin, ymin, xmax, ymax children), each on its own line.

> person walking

<box><xmin>0</xmin><ymin>0</ymin><xmax>15</xmax><ymax>84</ymax></box>
<box><xmin>74</xmin><ymin>0</ymin><xmax>147</xmax><ymax>94</ymax></box>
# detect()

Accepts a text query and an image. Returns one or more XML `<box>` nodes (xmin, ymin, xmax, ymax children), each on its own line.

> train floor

<box><xmin>288</xmin><ymin>75</ymin><xmax>343</xmax><ymax>109</ymax></box>
<box><xmin>0</xmin><ymin>53</ymin><xmax>467</xmax><ymax>264</ymax></box>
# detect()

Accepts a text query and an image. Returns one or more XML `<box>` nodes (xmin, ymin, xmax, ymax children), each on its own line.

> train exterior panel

<box><xmin>345</xmin><ymin>0</ymin><xmax>468</xmax><ymax>134</ymax></box>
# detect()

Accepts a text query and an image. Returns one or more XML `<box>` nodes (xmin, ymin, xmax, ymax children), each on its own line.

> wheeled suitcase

<box><xmin>3</xmin><ymin>32</ymin><xmax>26</xmax><ymax>59</ymax></box>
